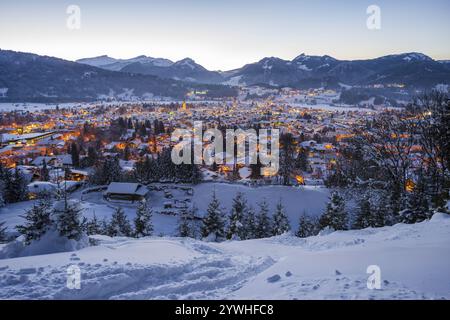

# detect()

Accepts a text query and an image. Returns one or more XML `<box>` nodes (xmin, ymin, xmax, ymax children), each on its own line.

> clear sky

<box><xmin>1</xmin><ymin>0</ymin><xmax>449</xmax><ymax>70</ymax></box>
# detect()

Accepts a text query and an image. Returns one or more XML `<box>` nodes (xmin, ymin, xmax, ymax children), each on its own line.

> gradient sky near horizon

<box><xmin>1</xmin><ymin>0</ymin><xmax>449</xmax><ymax>70</ymax></box>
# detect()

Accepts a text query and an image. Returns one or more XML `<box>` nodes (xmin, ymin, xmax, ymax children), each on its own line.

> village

<box><xmin>0</xmin><ymin>95</ymin><xmax>372</xmax><ymax>195</ymax></box>
<box><xmin>0</xmin><ymin>90</ymin><xmax>445</xmax><ymax>243</ymax></box>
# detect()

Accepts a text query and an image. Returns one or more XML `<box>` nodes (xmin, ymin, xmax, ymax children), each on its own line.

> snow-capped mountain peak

<box><xmin>401</xmin><ymin>52</ymin><xmax>433</xmax><ymax>62</ymax></box>
<box><xmin>76</xmin><ymin>55</ymin><xmax>117</xmax><ymax>67</ymax></box>
<box><xmin>174</xmin><ymin>58</ymin><xmax>197</xmax><ymax>70</ymax></box>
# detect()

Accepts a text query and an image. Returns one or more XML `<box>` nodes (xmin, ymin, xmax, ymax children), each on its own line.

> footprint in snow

<box><xmin>267</xmin><ymin>274</ymin><xmax>281</xmax><ymax>283</ymax></box>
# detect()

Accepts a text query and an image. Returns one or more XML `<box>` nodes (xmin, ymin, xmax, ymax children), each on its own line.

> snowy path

<box><xmin>0</xmin><ymin>214</ymin><xmax>449</xmax><ymax>300</ymax></box>
<box><xmin>0</xmin><ymin>239</ymin><xmax>275</xmax><ymax>300</ymax></box>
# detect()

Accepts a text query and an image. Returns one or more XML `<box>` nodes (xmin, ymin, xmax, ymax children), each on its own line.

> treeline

<box><xmin>88</xmin><ymin>148</ymin><xmax>202</xmax><ymax>185</ymax></box>
<box><xmin>12</xmin><ymin>197</ymin><xmax>154</xmax><ymax>245</ymax></box>
<box><xmin>0</xmin><ymin>164</ymin><xmax>28</xmax><ymax>206</ymax></box>
<box><xmin>178</xmin><ymin>189</ymin><xmax>399</xmax><ymax>243</ymax></box>
<box><xmin>177</xmin><ymin>191</ymin><xmax>291</xmax><ymax>241</ymax></box>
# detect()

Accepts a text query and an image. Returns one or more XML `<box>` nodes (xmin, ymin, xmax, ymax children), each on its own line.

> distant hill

<box><xmin>0</xmin><ymin>50</ymin><xmax>236</xmax><ymax>102</ymax></box>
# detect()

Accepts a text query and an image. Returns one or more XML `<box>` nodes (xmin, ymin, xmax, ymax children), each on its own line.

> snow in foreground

<box><xmin>0</xmin><ymin>213</ymin><xmax>449</xmax><ymax>300</ymax></box>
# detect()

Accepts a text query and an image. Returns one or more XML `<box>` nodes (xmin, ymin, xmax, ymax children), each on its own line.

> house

<box><xmin>27</xmin><ymin>181</ymin><xmax>57</xmax><ymax>198</ymax></box>
<box><xmin>104</xmin><ymin>182</ymin><xmax>149</xmax><ymax>202</ymax></box>
<box><xmin>68</xmin><ymin>169</ymin><xmax>89</xmax><ymax>181</ymax></box>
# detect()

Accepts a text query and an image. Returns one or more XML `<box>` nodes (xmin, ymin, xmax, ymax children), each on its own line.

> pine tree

<box><xmin>255</xmin><ymin>199</ymin><xmax>272</xmax><ymax>238</ymax></box>
<box><xmin>319</xmin><ymin>191</ymin><xmax>348</xmax><ymax>231</ymax></box>
<box><xmin>87</xmin><ymin>146</ymin><xmax>98</xmax><ymax>166</ymax></box>
<box><xmin>272</xmin><ymin>199</ymin><xmax>291</xmax><ymax>235</ymax></box>
<box><xmin>353</xmin><ymin>196</ymin><xmax>372</xmax><ymax>229</ymax></box>
<box><xmin>5</xmin><ymin>169</ymin><xmax>28</xmax><ymax>203</ymax></box>
<box><xmin>178</xmin><ymin>209</ymin><xmax>194</xmax><ymax>238</ymax></box>
<box><xmin>86</xmin><ymin>213</ymin><xmax>102</xmax><ymax>235</ymax></box>
<box><xmin>54</xmin><ymin>199</ymin><xmax>85</xmax><ymax>240</ymax></box>
<box><xmin>108</xmin><ymin>207</ymin><xmax>133</xmax><ymax>237</ymax></box>
<box><xmin>70</xmin><ymin>142</ymin><xmax>80</xmax><ymax>167</ymax></box>
<box><xmin>368</xmin><ymin>193</ymin><xmax>389</xmax><ymax>227</ymax></box>
<box><xmin>243</xmin><ymin>206</ymin><xmax>257</xmax><ymax>240</ymax></box>
<box><xmin>296</xmin><ymin>212</ymin><xmax>318</xmax><ymax>238</ymax></box>
<box><xmin>100</xmin><ymin>217</ymin><xmax>109</xmax><ymax>235</ymax></box>
<box><xmin>295</xmin><ymin>148</ymin><xmax>309</xmax><ymax>172</ymax></box>
<box><xmin>226</xmin><ymin>192</ymin><xmax>247</xmax><ymax>240</ymax></box>
<box><xmin>134</xmin><ymin>200</ymin><xmax>153</xmax><ymax>237</ymax></box>
<box><xmin>279</xmin><ymin>133</ymin><xmax>295</xmax><ymax>185</ymax></box>
<box><xmin>201</xmin><ymin>191</ymin><xmax>225</xmax><ymax>242</ymax></box>
<box><xmin>400</xmin><ymin>177</ymin><xmax>431</xmax><ymax>224</ymax></box>
<box><xmin>41</xmin><ymin>160</ymin><xmax>50</xmax><ymax>181</ymax></box>
<box><xmin>0</xmin><ymin>221</ymin><xmax>7</xmax><ymax>243</ymax></box>
<box><xmin>16</xmin><ymin>199</ymin><xmax>52</xmax><ymax>244</ymax></box>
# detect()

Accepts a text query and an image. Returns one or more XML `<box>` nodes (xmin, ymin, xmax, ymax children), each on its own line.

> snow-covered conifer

<box><xmin>296</xmin><ymin>212</ymin><xmax>318</xmax><ymax>238</ymax></box>
<box><xmin>255</xmin><ymin>199</ymin><xmax>272</xmax><ymax>238</ymax></box>
<box><xmin>272</xmin><ymin>199</ymin><xmax>291</xmax><ymax>235</ymax></box>
<box><xmin>54</xmin><ymin>199</ymin><xmax>85</xmax><ymax>240</ymax></box>
<box><xmin>319</xmin><ymin>191</ymin><xmax>348</xmax><ymax>231</ymax></box>
<box><xmin>201</xmin><ymin>191</ymin><xmax>225</xmax><ymax>242</ymax></box>
<box><xmin>226</xmin><ymin>192</ymin><xmax>247</xmax><ymax>240</ymax></box>
<box><xmin>108</xmin><ymin>207</ymin><xmax>133</xmax><ymax>237</ymax></box>
<box><xmin>134</xmin><ymin>199</ymin><xmax>153</xmax><ymax>237</ymax></box>
<box><xmin>16</xmin><ymin>199</ymin><xmax>53</xmax><ymax>244</ymax></box>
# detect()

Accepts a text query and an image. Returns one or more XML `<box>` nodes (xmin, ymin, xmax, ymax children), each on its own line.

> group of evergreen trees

<box><xmin>193</xmin><ymin>188</ymin><xmax>429</xmax><ymax>243</ymax></box>
<box><xmin>89</xmin><ymin>156</ymin><xmax>123</xmax><ymax>185</ymax></box>
<box><xmin>133</xmin><ymin>148</ymin><xmax>201</xmax><ymax>184</ymax></box>
<box><xmin>197</xmin><ymin>191</ymin><xmax>291</xmax><ymax>242</ymax></box>
<box><xmin>0</xmin><ymin>164</ymin><xmax>28</xmax><ymax>205</ymax></box>
<box><xmin>84</xmin><ymin>200</ymin><xmax>153</xmax><ymax>238</ymax></box>
<box><xmin>114</xmin><ymin>117</ymin><xmax>166</xmax><ymax>138</ymax></box>
<box><xmin>16</xmin><ymin>197</ymin><xmax>85</xmax><ymax>245</ymax></box>
<box><xmin>14</xmin><ymin>197</ymin><xmax>154</xmax><ymax>245</ymax></box>
<box><xmin>88</xmin><ymin>148</ymin><xmax>202</xmax><ymax>186</ymax></box>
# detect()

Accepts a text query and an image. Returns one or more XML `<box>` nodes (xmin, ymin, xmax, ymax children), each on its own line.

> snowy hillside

<box><xmin>0</xmin><ymin>213</ymin><xmax>448</xmax><ymax>300</ymax></box>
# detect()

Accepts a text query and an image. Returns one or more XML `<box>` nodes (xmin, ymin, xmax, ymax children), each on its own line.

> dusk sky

<box><xmin>1</xmin><ymin>0</ymin><xmax>449</xmax><ymax>70</ymax></box>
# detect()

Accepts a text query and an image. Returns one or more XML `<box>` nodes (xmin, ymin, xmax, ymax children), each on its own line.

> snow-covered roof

<box><xmin>31</xmin><ymin>156</ymin><xmax>55</xmax><ymax>166</ymax></box>
<box><xmin>70</xmin><ymin>169</ymin><xmax>89</xmax><ymax>175</ymax></box>
<box><xmin>105</xmin><ymin>182</ymin><xmax>148</xmax><ymax>196</ymax></box>
<box><xmin>56</xmin><ymin>154</ymin><xmax>73</xmax><ymax>165</ymax></box>
<box><xmin>27</xmin><ymin>181</ymin><xmax>57</xmax><ymax>193</ymax></box>
<box><xmin>0</xmin><ymin>132</ymin><xmax>52</xmax><ymax>143</ymax></box>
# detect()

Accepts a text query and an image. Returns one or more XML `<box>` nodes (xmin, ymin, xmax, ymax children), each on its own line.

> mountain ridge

<box><xmin>77</xmin><ymin>52</ymin><xmax>450</xmax><ymax>88</ymax></box>
<box><xmin>0</xmin><ymin>49</ymin><xmax>236</xmax><ymax>102</ymax></box>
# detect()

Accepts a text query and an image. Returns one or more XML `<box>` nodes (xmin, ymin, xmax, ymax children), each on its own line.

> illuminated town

<box><xmin>0</xmin><ymin>0</ymin><xmax>449</xmax><ymax>303</ymax></box>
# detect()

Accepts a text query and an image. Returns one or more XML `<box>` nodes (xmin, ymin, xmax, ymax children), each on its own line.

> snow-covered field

<box><xmin>0</xmin><ymin>102</ymin><xmax>86</xmax><ymax>112</ymax></box>
<box><xmin>0</xmin><ymin>183</ymin><xmax>330</xmax><ymax>236</ymax></box>
<box><xmin>0</xmin><ymin>213</ymin><xmax>449</xmax><ymax>299</ymax></box>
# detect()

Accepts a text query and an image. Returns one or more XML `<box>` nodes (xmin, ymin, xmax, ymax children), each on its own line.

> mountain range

<box><xmin>0</xmin><ymin>50</ymin><xmax>235</xmax><ymax>102</ymax></box>
<box><xmin>0</xmin><ymin>49</ymin><xmax>449</xmax><ymax>102</ymax></box>
<box><xmin>78</xmin><ymin>52</ymin><xmax>450</xmax><ymax>89</ymax></box>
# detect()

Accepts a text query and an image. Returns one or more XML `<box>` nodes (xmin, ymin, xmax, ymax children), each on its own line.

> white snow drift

<box><xmin>0</xmin><ymin>213</ymin><xmax>449</xmax><ymax>300</ymax></box>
